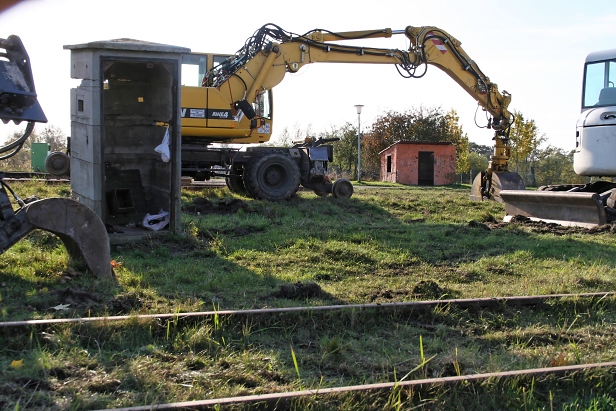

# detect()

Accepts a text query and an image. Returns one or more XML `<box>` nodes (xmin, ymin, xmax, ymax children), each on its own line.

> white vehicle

<box><xmin>575</xmin><ymin>49</ymin><xmax>616</xmax><ymax>176</ymax></box>
<box><xmin>500</xmin><ymin>49</ymin><xmax>616</xmax><ymax>228</ymax></box>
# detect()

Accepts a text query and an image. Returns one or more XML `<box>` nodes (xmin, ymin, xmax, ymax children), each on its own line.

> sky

<box><xmin>1</xmin><ymin>0</ymin><xmax>615</xmax><ymax>151</ymax></box>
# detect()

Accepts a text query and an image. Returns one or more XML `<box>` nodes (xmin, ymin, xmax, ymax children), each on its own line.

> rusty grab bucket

<box><xmin>470</xmin><ymin>172</ymin><xmax>526</xmax><ymax>203</ymax></box>
<box><xmin>22</xmin><ymin>198</ymin><xmax>112</xmax><ymax>278</ymax></box>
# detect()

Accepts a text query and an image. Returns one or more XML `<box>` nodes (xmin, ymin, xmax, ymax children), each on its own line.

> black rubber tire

<box><xmin>225</xmin><ymin>176</ymin><xmax>247</xmax><ymax>195</ymax></box>
<box><xmin>243</xmin><ymin>151</ymin><xmax>300</xmax><ymax>201</ymax></box>
<box><xmin>225</xmin><ymin>165</ymin><xmax>247</xmax><ymax>195</ymax></box>
<box><xmin>332</xmin><ymin>178</ymin><xmax>354</xmax><ymax>199</ymax></box>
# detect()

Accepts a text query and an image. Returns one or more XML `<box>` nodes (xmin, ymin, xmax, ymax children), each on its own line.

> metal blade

<box><xmin>500</xmin><ymin>190</ymin><xmax>607</xmax><ymax>228</ymax></box>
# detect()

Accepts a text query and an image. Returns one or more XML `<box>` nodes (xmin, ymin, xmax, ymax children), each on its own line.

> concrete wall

<box><xmin>380</xmin><ymin>142</ymin><xmax>456</xmax><ymax>185</ymax></box>
<box><xmin>65</xmin><ymin>39</ymin><xmax>189</xmax><ymax>234</ymax></box>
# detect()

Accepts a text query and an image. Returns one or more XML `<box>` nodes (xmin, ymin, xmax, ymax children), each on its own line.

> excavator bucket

<box><xmin>499</xmin><ymin>190</ymin><xmax>607</xmax><ymax>228</ymax></box>
<box><xmin>470</xmin><ymin>171</ymin><xmax>526</xmax><ymax>202</ymax></box>
<box><xmin>21</xmin><ymin>198</ymin><xmax>113</xmax><ymax>278</ymax></box>
<box><xmin>0</xmin><ymin>36</ymin><xmax>112</xmax><ymax>279</ymax></box>
<box><xmin>0</xmin><ymin>35</ymin><xmax>47</xmax><ymax>124</ymax></box>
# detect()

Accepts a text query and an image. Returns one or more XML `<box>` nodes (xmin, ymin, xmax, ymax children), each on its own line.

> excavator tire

<box><xmin>332</xmin><ymin>178</ymin><xmax>354</xmax><ymax>199</ymax></box>
<box><xmin>225</xmin><ymin>176</ymin><xmax>247</xmax><ymax>195</ymax></box>
<box><xmin>225</xmin><ymin>165</ymin><xmax>247</xmax><ymax>195</ymax></box>
<box><xmin>243</xmin><ymin>151</ymin><xmax>300</xmax><ymax>201</ymax></box>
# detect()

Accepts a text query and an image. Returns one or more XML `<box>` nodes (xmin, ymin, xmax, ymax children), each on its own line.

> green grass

<box><xmin>1</xmin><ymin>181</ymin><xmax>616</xmax><ymax>409</ymax></box>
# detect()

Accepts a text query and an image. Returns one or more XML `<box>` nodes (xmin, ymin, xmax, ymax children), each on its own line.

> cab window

<box><xmin>253</xmin><ymin>90</ymin><xmax>272</xmax><ymax>119</ymax></box>
<box><xmin>583</xmin><ymin>59</ymin><xmax>616</xmax><ymax>108</ymax></box>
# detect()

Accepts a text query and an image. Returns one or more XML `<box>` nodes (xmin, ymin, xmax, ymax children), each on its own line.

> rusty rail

<box><xmin>1</xmin><ymin>292</ymin><xmax>613</xmax><ymax>328</ymax></box>
<box><xmin>95</xmin><ymin>361</ymin><xmax>616</xmax><ymax>411</ymax></box>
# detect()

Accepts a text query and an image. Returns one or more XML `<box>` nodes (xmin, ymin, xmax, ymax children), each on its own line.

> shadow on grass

<box><xmin>2</xmin><ymin>188</ymin><xmax>616</xmax><ymax>408</ymax></box>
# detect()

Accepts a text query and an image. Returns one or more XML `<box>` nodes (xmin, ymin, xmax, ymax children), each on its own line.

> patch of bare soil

<box><xmin>271</xmin><ymin>282</ymin><xmax>324</xmax><ymax>300</ymax></box>
<box><xmin>108</xmin><ymin>292</ymin><xmax>146</xmax><ymax>314</ymax></box>
<box><xmin>183</xmin><ymin>197</ymin><xmax>249</xmax><ymax>215</ymax></box>
<box><xmin>473</xmin><ymin>215</ymin><xmax>616</xmax><ymax>236</ymax></box>
<box><xmin>412</xmin><ymin>280</ymin><xmax>449</xmax><ymax>299</ymax></box>
<box><xmin>369</xmin><ymin>289</ymin><xmax>412</xmax><ymax>302</ymax></box>
<box><xmin>30</xmin><ymin>287</ymin><xmax>103</xmax><ymax>312</ymax></box>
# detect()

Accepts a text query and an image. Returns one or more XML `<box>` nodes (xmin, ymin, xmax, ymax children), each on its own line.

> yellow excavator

<box><xmin>0</xmin><ymin>35</ymin><xmax>111</xmax><ymax>278</ymax></box>
<box><xmin>179</xmin><ymin>24</ymin><xmax>524</xmax><ymax>201</ymax></box>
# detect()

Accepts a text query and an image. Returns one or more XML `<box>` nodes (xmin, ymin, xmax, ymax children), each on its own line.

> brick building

<box><xmin>380</xmin><ymin>141</ymin><xmax>456</xmax><ymax>186</ymax></box>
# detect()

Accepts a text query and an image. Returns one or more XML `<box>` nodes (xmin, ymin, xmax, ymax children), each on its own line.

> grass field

<box><xmin>1</xmin><ymin>180</ymin><xmax>616</xmax><ymax>410</ymax></box>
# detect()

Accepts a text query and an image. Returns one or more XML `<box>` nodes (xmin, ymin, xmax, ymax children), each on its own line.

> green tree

<box><xmin>533</xmin><ymin>146</ymin><xmax>587</xmax><ymax>186</ymax></box>
<box><xmin>328</xmin><ymin>123</ymin><xmax>358</xmax><ymax>179</ymax></box>
<box><xmin>445</xmin><ymin>109</ymin><xmax>469</xmax><ymax>175</ymax></box>
<box><xmin>467</xmin><ymin>152</ymin><xmax>489</xmax><ymax>183</ymax></box>
<box><xmin>468</xmin><ymin>141</ymin><xmax>492</xmax><ymax>159</ymax></box>
<box><xmin>37</xmin><ymin>124</ymin><xmax>68</xmax><ymax>152</ymax></box>
<box><xmin>508</xmin><ymin>111</ymin><xmax>546</xmax><ymax>185</ymax></box>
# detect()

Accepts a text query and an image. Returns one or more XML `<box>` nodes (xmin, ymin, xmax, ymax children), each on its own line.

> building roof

<box><xmin>378</xmin><ymin>140</ymin><xmax>456</xmax><ymax>155</ymax></box>
<box><xmin>64</xmin><ymin>39</ymin><xmax>190</xmax><ymax>54</ymax></box>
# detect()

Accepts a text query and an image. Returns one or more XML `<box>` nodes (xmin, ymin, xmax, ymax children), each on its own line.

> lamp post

<box><xmin>354</xmin><ymin>104</ymin><xmax>363</xmax><ymax>183</ymax></box>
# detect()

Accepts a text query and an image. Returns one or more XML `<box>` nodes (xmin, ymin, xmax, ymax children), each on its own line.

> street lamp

<box><xmin>354</xmin><ymin>104</ymin><xmax>363</xmax><ymax>183</ymax></box>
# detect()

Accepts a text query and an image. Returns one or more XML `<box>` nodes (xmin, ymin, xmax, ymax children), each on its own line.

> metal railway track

<box><xmin>1</xmin><ymin>171</ymin><xmax>69</xmax><ymax>182</ymax></box>
<box><xmin>2</xmin><ymin>291</ymin><xmax>614</xmax><ymax>328</ymax></box>
<box><xmin>1</xmin><ymin>172</ymin><xmax>227</xmax><ymax>188</ymax></box>
<box><xmin>91</xmin><ymin>361</ymin><xmax>616</xmax><ymax>410</ymax></box>
<box><xmin>4</xmin><ymin>291</ymin><xmax>615</xmax><ymax>409</ymax></box>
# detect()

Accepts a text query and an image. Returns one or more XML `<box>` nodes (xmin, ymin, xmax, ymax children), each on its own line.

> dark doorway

<box><xmin>418</xmin><ymin>151</ymin><xmax>434</xmax><ymax>186</ymax></box>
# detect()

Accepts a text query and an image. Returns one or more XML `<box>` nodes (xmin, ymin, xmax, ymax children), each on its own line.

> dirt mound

<box><xmin>271</xmin><ymin>282</ymin><xmax>323</xmax><ymax>300</ymax></box>
<box><xmin>183</xmin><ymin>197</ymin><xmax>249</xmax><ymax>215</ymax></box>
<box><xmin>29</xmin><ymin>287</ymin><xmax>103</xmax><ymax>312</ymax></box>
<box><xmin>483</xmin><ymin>215</ymin><xmax>616</xmax><ymax>236</ymax></box>
<box><xmin>412</xmin><ymin>280</ymin><xmax>447</xmax><ymax>299</ymax></box>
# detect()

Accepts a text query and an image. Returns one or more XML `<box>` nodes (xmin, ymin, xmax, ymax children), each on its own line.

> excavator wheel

<box><xmin>225</xmin><ymin>165</ymin><xmax>247</xmax><ymax>196</ymax></box>
<box><xmin>225</xmin><ymin>176</ymin><xmax>247</xmax><ymax>195</ymax></box>
<box><xmin>243</xmin><ymin>151</ymin><xmax>300</xmax><ymax>201</ymax></box>
<box><xmin>332</xmin><ymin>178</ymin><xmax>354</xmax><ymax>199</ymax></box>
<box><xmin>470</xmin><ymin>172</ymin><xmax>525</xmax><ymax>202</ymax></box>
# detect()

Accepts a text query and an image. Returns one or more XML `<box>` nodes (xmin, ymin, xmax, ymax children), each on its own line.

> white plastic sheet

<box><xmin>142</xmin><ymin>210</ymin><xmax>170</xmax><ymax>231</ymax></box>
<box><xmin>155</xmin><ymin>127</ymin><xmax>171</xmax><ymax>162</ymax></box>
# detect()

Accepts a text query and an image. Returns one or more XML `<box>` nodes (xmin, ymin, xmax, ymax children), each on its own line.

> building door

<box><xmin>418</xmin><ymin>151</ymin><xmax>434</xmax><ymax>186</ymax></box>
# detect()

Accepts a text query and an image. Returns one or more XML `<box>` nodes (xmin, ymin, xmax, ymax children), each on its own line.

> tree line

<box><xmin>1</xmin><ymin>112</ymin><xmax>591</xmax><ymax>188</ymax></box>
<box><xmin>278</xmin><ymin>106</ymin><xmax>589</xmax><ymax>187</ymax></box>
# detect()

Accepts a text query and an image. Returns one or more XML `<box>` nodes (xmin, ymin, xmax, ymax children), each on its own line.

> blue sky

<box><xmin>1</xmin><ymin>0</ymin><xmax>615</xmax><ymax>150</ymax></box>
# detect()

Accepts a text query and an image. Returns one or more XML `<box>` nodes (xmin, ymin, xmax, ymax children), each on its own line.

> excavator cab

<box><xmin>0</xmin><ymin>35</ymin><xmax>112</xmax><ymax>278</ymax></box>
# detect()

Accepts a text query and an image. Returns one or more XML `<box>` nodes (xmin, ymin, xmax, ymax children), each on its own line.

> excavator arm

<box><xmin>182</xmin><ymin>24</ymin><xmax>521</xmax><ymax>199</ymax></box>
<box><xmin>0</xmin><ymin>35</ymin><xmax>112</xmax><ymax>278</ymax></box>
<box><xmin>199</xmin><ymin>24</ymin><xmax>512</xmax><ymax>129</ymax></box>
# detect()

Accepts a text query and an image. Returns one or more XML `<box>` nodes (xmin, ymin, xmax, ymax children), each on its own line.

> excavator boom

<box><xmin>180</xmin><ymin>23</ymin><xmax>522</xmax><ymax>202</ymax></box>
<box><xmin>182</xmin><ymin>24</ymin><xmax>513</xmax><ymax>144</ymax></box>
